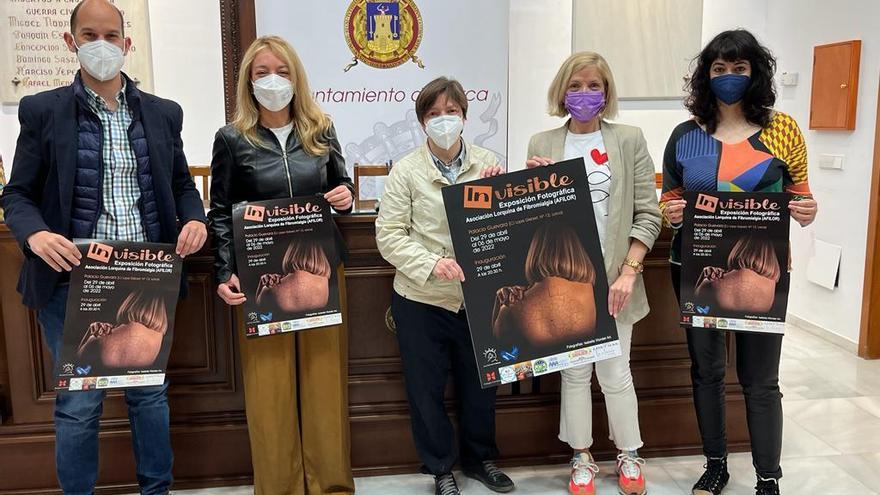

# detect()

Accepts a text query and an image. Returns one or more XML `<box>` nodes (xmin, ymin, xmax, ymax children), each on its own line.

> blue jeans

<box><xmin>37</xmin><ymin>285</ymin><xmax>173</xmax><ymax>495</ymax></box>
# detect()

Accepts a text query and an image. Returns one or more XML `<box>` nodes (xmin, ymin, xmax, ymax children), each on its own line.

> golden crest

<box><xmin>343</xmin><ymin>0</ymin><xmax>425</xmax><ymax>71</ymax></box>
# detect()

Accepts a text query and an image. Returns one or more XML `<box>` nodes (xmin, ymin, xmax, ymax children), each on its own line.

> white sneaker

<box><xmin>569</xmin><ymin>452</ymin><xmax>600</xmax><ymax>495</ymax></box>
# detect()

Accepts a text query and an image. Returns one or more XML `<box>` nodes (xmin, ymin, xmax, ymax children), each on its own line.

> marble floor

<box><xmin>158</xmin><ymin>324</ymin><xmax>880</xmax><ymax>494</ymax></box>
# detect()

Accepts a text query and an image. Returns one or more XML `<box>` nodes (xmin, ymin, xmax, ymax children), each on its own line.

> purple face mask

<box><xmin>565</xmin><ymin>91</ymin><xmax>606</xmax><ymax>123</ymax></box>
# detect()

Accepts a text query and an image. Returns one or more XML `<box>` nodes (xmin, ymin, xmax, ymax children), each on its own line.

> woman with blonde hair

<box><xmin>525</xmin><ymin>51</ymin><xmax>661</xmax><ymax>495</ymax></box>
<box><xmin>208</xmin><ymin>35</ymin><xmax>354</xmax><ymax>495</ymax></box>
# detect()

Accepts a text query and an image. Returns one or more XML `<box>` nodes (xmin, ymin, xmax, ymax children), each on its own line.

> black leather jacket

<box><xmin>208</xmin><ymin>123</ymin><xmax>354</xmax><ymax>283</ymax></box>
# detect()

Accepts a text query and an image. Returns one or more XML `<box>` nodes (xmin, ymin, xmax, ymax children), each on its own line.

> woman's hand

<box><xmin>663</xmin><ymin>199</ymin><xmax>687</xmax><ymax>225</ymax></box>
<box><xmin>433</xmin><ymin>258</ymin><xmax>465</xmax><ymax>281</ymax></box>
<box><xmin>789</xmin><ymin>198</ymin><xmax>818</xmax><ymax>227</ymax></box>
<box><xmin>608</xmin><ymin>271</ymin><xmax>637</xmax><ymax>317</ymax></box>
<box><xmin>325</xmin><ymin>185</ymin><xmax>353</xmax><ymax>211</ymax></box>
<box><xmin>217</xmin><ymin>274</ymin><xmax>247</xmax><ymax>306</ymax></box>
<box><xmin>525</xmin><ymin>156</ymin><xmax>554</xmax><ymax>168</ymax></box>
<box><xmin>481</xmin><ymin>165</ymin><xmax>504</xmax><ymax>178</ymax></box>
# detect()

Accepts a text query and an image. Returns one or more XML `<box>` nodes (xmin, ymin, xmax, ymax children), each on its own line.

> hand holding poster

<box><xmin>443</xmin><ymin>158</ymin><xmax>621</xmax><ymax>388</ymax></box>
<box><xmin>233</xmin><ymin>196</ymin><xmax>343</xmax><ymax>337</ymax></box>
<box><xmin>679</xmin><ymin>191</ymin><xmax>791</xmax><ymax>333</ymax></box>
<box><xmin>55</xmin><ymin>241</ymin><xmax>183</xmax><ymax>392</ymax></box>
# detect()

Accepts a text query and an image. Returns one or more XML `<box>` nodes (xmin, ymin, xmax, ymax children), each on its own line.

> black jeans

<box><xmin>392</xmin><ymin>292</ymin><xmax>500</xmax><ymax>476</ymax></box>
<box><xmin>671</xmin><ymin>264</ymin><xmax>784</xmax><ymax>480</ymax></box>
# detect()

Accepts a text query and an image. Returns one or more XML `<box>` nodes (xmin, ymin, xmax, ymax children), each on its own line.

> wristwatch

<box><xmin>620</xmin><ymin>257</ymin><xmax>644</xmax><ymax>274</ymax></box>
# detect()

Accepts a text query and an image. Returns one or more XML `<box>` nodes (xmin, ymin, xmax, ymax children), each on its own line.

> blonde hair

<box><xmin>281</xmin><ymin>239</ymin><xmax>331</xmax><ymax>278</ymax></box>
<box><xmin>233</xmin><ymin>36</ymin><xmax>332</xmax><ymax>156</ymax></box>
<box><xmin>547</xmin><ymin>51</ymin><xmax>619</xmax><ymax>119</ymax></box>
<box><xmin>525</xmin><ymin>225</ymin><xmax>595</xmax><ymax>285</ymax></box>
<box><xmin>727</xmin><ymin>234</ymin><xmax>781</xmax><ymax>282</ymax></box>
<box><xmin>117</xmin><ymin>291</ymin><xmax>168</xmax><ymax>335</ymax></box>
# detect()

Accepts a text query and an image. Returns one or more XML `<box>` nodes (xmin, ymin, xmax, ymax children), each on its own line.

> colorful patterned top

<box><xmin>660</xmin><ymin>111</ymin><xmax>812</xmax><ymax>264</ymax></box>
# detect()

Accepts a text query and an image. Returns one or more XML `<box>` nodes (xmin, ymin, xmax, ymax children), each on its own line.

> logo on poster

<box><xmin>499</xmin><ymin>366</ymin><xmax>516</xmax><ymax>383</ymax></box>
<box><xmin>485</xmin><ymin>371</ymin><xmax>497</xmax><ymax>382</ymax></box>
<box><xmin>61</xmin><ymin>363</ymin><xmax>75</xmax><ymax>375</ymax></box>
<box><xmin>87</xmin><ymin>242</ymin><xmax>113</xmax><ymax>263</ymax></box>
<box><xmin>500</xmin><ymin>346</ymin><xmax>519</xmax><ymax>362</ymax></box>
<box><xmin>695</xmin><ymin>194</ymin><xmax>719</xmax><ymax>213</ymax></box>
<box><xmin>243</xmin><ymin>205</ymin><xmax>266</xmax><ymax>222</ymax></box>
<box><xmin>483</xmin><ymin>348</ymin><xmax>500</xmax><ymax>364</ymax></box>
<box><xmin>464</xmin><ymin>185</ymin><xmax>493</xmax><ymax>209</ymax></box>
<box><xmin>343</xmin><ymin>0</ymin><xmax>425</xmax><ymax>71</ymax></box>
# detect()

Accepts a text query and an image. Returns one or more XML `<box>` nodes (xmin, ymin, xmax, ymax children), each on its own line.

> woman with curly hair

<box><xmin>660</xmin><ymin>30</ymin><xmax>818</xmax><ymax>495</ymax></box>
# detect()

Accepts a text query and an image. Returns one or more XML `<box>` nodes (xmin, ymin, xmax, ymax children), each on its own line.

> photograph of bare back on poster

<box><xmin>55</xmin><ymin>241</ymin><xmax>182</xmax><ymax>392</ymax></box>
<box><xmin>232</xmin><ymin>196</ymin><xmax>342</xmax><ymax>337</ymax></box>
<box><xmin>679</xmin><ymin>191</ymin><xmax>791</xmax><ymax>334</ymax></box>
<box><xmin>443</xmin><ymin>158</ymin><xmax>620</xmax><ymax>388</ymax></box>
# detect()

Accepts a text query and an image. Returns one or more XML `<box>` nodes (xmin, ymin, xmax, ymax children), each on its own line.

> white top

<box><xmin>564</xmin><ymin>129</ymin><xmax>611</xmax><ymax>251</ymax></box>
<box><xmin>270</xmin><ymin>122</ymin><xmax>294</xmax><ymax>148</ymax></box>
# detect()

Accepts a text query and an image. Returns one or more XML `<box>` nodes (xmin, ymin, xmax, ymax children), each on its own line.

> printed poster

<box><xmin>233</xmin><ymin>196</ymin><xmax>342</xmax><ymax>337</ymax></box>
<box><xmin>443</xmin><ymin>158</ymin><xmax>621</xmax><ymax>389</ymax></box>
<box><xmin>55</xmin><ymin>240</ymin><xmax>182</xmax><ymax>392</ymax></box>
<box><xmin>679</xmin><ymin>191</ymin><xmax>791</xmax><ymax>333</ymax></box>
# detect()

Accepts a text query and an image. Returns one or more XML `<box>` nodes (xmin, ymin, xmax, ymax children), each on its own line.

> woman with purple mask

<box><xmin>524</xmin><ymin>51</ymin><xmax>661</xmax><ymax>495</ymax></box>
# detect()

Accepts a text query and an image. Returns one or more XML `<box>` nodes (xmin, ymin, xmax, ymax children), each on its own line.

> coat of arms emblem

<box><xmin>343</xmin><ymin>0</ymin><xmax>425</xmax><ymax>71</ymax></box>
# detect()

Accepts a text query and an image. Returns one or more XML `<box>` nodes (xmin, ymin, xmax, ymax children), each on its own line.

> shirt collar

<box><xmin>84</xmin><ymin>78</ymin><xmax>127</xmax><ymax>112</ymax></box>
<box><xmin>428</xmin><ymin>139</ymin><xmax>466</xmax><ymax>169</ymax></box>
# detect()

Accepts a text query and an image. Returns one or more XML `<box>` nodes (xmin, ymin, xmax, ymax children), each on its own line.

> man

<box><xmin>0</xmin><ymin>1</ymin><xmax>207</xmax><ymax>493</ymax></box>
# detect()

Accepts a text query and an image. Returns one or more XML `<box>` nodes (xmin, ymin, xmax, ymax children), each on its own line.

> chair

<box><xmin>189</xmin><ymin>165</ymin><xmax>211</xmax><ymax>209</ymax></box>
<box><xmin>353</xmin><ymin>163</ymin><xmax>391</xmax><ymax>212</ymax></box>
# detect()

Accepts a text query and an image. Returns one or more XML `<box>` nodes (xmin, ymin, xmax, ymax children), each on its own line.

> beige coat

<box><xmin>376</xmin><ymin>142</ymin><xmax>498</xmax><ymax>312</ymax></box>
<box><xmin>527</xmin><ymin>121</ymin><xmax>662</xmax><ymax>325</ymax></box>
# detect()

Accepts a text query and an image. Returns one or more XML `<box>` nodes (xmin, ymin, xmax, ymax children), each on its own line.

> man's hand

<box><xmin>325</xmin><ymin>185</ymin><xmax>353</xmax><ymax>211</ymax></box>
<box><xmin>176</xmin><ymin>221</ymin><xmax>207</xmax><ymax>257</ymax></box>
<box><xmin>217</xmin><ymin>274</ymin><xmax>247</xmax><ymax>306</ymax></box>
<box><xmin>27</xmin><ymin>231</ymin><xmax>81</xmax><ymax>272</ymax></box>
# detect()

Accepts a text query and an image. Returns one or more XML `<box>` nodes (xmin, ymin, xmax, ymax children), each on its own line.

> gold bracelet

<box><xmin>621</xmin><ymin>257</ymin><xmax>644</xmax><ymax>274</ymax></box>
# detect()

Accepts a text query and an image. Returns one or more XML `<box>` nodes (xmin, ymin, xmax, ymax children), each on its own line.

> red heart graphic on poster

<box><xmin>590</xmin><ymin>148</ymin><xmax>608</xmax><ymax>165</ymax></box>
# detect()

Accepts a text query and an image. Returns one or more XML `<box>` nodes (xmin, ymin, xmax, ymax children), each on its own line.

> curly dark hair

<box><xmin>685</xmin><ymin>30</ymin><xmax>777</xmax><ymax>134</ymax></box>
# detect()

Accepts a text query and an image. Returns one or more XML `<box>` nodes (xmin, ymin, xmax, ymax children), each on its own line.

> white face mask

<box><xmin>425</xmin><ymin>115</ymin><xmax>464</xmax><ymax>150</ymax></box>
<box><xmin>74</xmin><ymin>39</ymin><xmax>125</xmax><ymax>82</ymax></box>
<box><xmin>253</xmin><ymin>74</ymin><xmax>294</xmax><ymax>112</ymax></box>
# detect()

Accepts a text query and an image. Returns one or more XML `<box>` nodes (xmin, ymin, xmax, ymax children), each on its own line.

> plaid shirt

<box><xmin>84</xmin><ymin>82</ymin><xmax>146</xmax><ymax>242</ymax></box>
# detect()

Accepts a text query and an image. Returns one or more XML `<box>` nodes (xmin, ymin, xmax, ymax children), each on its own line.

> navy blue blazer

<box><xmin>1</xmin><ymin>74</ymin><xmax>206</xmax><ymax>309</ymax></box>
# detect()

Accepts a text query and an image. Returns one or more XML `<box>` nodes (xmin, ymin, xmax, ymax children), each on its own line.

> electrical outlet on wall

<box><xmin>818</xmin><ymin>154</ymin><xmax>845</xmax><ymax>170</ymax></box>
<box><xmin>780</xmin><ymin>72</ymin><xmax>799</xmax><ymax>86</ymax></box>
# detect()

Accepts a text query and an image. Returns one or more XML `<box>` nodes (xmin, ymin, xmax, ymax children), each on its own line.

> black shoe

<box><xmin>464</xmin><ymin>460</ymin><xmax>515</xmax><ymax>493</ymax></box>
<box><xmin>755</xmin><ymin>477</ymin><xmax>780</xmax><ymax>495</ymax></box>
<box><xmin>435</xmin><ymin>473</ymin><xmax>462</xmax><ymax>495</ymax></box>
<box><xmin>692</xmin><ymin>456</ymin><xmax>730</xmax><ymax>495</ymax></box>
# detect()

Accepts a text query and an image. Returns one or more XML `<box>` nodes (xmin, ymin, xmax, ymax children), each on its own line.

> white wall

<box><xmin>764</xmin><ymin>0</ymin><xmax>880</xmax><ymax>344</ymax></box>
<box><xmin>0</xmin><ymin>0</ymin><xmax>224</xmax><ymax>181</ymax></box>
<box><xmin>507</xmin><ymin>0</ymin><xmax>573</xmax><ymax>171</ymax></box>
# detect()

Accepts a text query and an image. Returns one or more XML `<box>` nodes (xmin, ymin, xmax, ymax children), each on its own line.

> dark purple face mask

<box><xmin>565</xmin><ymin>91</ymin><xmax>606</xmax><ymax>122</ymax></box>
